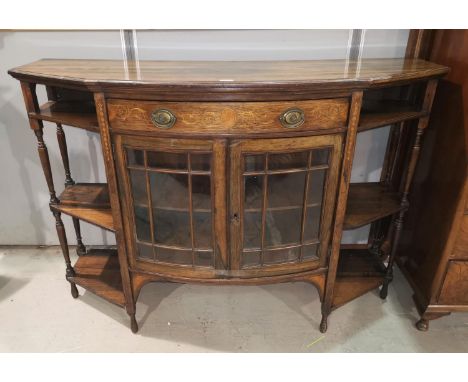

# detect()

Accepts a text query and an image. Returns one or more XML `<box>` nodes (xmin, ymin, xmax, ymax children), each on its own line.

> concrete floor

<box><xmin>0</xmin><ymin>246</ymin><xmax>467</xmax><ymax>352</ymax></box>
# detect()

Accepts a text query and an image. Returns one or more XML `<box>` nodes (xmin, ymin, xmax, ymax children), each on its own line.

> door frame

<box><xmin>114</xmin><ymin>134</ymin><xmax>228</xmax><ymax>279</ymax></box>
<box><xmin>229</xmin><ymin>134</ymin><xmax>343</xmax><ymax>277</ymax></box>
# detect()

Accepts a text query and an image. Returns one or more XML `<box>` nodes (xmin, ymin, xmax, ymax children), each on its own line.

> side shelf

<box><xmin>70</xmin><ymin>249</ymin><xmax>125</xmax><ymax>307</ymax></box>
<box><xmin>50</xmin><ymin>183</ymin><xmax>114</xmax><ymax>232</ymax></box>
<box><xmin>343</xmin><ymin>183</ymin><xmax>402</xmax><ymax>230</ymax></box>
<box><xmin>29</xmin><ymin>100</ymin><xmax>99</xmax><ymax>132</ymax></box>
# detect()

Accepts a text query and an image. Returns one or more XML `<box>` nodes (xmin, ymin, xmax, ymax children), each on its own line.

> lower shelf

<box><xmin>332</xmin><ymin>247</ymin><xmax>386</xmax><ymax>309</ymax></box>
<box><xmin>70</xmin><ymin>250</ymin><xmax>125</xmax><ymax>307</ymax></box>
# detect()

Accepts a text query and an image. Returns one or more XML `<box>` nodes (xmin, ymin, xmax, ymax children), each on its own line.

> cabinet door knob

<box><xmin>279</xmin><ymin>108</ymin><xmax>305</xmax><ymax>129</ymax></box>
<box><xmin>151</xmin><ymin>109</ymin><xmax>177</xmax><ymax>129</ymax></box>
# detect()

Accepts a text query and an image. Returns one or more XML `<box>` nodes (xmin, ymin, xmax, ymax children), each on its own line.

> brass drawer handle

<box><xmin>279</xmin><ymin>108</ymin><xmax>305</xmax><ymax>129</ymax></box>
<box><xmin>151</xmin><ymin>109</ymin><xmax>176</xmax><ymax>129</ymax></box>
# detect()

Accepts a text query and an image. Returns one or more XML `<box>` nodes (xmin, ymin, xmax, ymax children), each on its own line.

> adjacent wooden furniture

<box><xmin>397</xmin><ymin>30</ymin><xmax>468</xmax><ymax>331</ymax></box>
<box><xmin>8</xmin><ymin>58</ymin><xmax>448</xmax><ymax>333</ymax></box>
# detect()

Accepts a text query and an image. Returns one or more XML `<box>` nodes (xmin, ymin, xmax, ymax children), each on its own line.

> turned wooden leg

<box><xmin>130</xmin><ymin>314</ymin><xmax>139</xmax><ymax>333</ymax></box>
<box><xmin>56</xmin><ymin>123</ymin><xmax>74</xmax><ymax>187</ymax></box>
<box><xmin>52</xmin><ymin>210</ymin><xmax>79</xmax><ymax>299</ymax></box>
<box><xmin>320</xmin><ymin>305</ymin><xmax>329</xmax><ymax>333</ymax></box>
<box><xmin>72</xmin><ymin>217</ymin><xmax>87</xmax><ymax>256</ymax></box>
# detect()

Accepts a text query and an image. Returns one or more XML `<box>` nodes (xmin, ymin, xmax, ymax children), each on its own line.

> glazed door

<box><xmin>230</xmin><ymin>135</ymin><xmax>342</xmax><ymax>276</ymax></box>
<box><xmin>115</xmin><ymin>135</ymin><xmax>227</xmax><ymax>277</ymax></box>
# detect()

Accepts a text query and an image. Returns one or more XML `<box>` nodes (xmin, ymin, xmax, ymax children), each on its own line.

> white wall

<box><xmin>0</xmin><ymin>29</ymin><xmax>409</xmax><ymax>245</ymax></box>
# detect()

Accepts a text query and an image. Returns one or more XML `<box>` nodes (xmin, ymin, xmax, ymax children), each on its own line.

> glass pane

<box><xmin>194</xmin><ymin>212</ymin><xmax>212</xmax><ymax>249</ymax></box>
<box><xmin>243</xmin><ymin>212</ymin><xmax>262</xmax><ymax>249</ymax></box>
<box><xmin>150</xmin><ymin>173</ymin><xmax>189</xmax><ymax>209</ymax></box>
<box><xmin>242</xmin><ymin>251</ymin><xmax>260</xmax><ymax>267</ymax></box>
<box><xmin>265</xmin><ymin>209</ymin><xmax>302</xmax><ymax>247</ymax></box>
<box><xmin>152</xmin><ymin>210</ymin><xmax>191</xmax><ymax>247</ymax></box>
<box><xmin>156</xmin><ymin>247</ymin><xmax>192</xmax><ymax>265</ymax></box>
<box><xmin>268</xmin><ymin>172</ymin><xmax>306</xmax><ymax>208</ymax></box>
<box><xmin>191</xmin><ymin>153</ymin><xmax>211</xmax><ymax>171</ymax></box>
<box><xmin>147</xmin><ymin>151</ymin><xmax>187</xmax><ymax>169</ymax></box>
<box><xmin>134</xmin><ymin>206</ymin><xmax>151</xmax><ymax>242</ymax></box>
<box><xmin>126</xmin><ymin>148</ymin><xmax>144</xmax><ymax>166</ymax></box>
<box><xmin>244</xmin><ymin>154</ymin><xmax>265</xmax><ymax>172</ymax></box>
<box><xmin>269</xmin><ymin>151</ymin><xmax>308</xmax><ymax>170</ymax></box>
<box><xmin>311</xmin><ymin>148</ymin><xmax>330</xmax><ymax>166</ymax></box>
<box><xmin>244</xmin><ymin>175</ymin><xmax>263</xmax><ymax>211</ymax></box>
<box><xmin>307</xmin><ymin>169</ymin><xmax>326</xmax><ymax>205</ymax></box>
<box><xmin>137</xmin><ymin>243</ymin><xmax>153</xmax><ymax>260</ymax></box>
<box><xmin>192</xmin><ymin>175</ymin><xmax>211</xmax><ymax>211</ymax></box>
<box><xmin>264</xmin><ymin>247</ymin><xmax>300</xmax><ymax>264</ymax></box>
<box><xmin>129</xmin><ymin>169</ymin><xmax>147</xmax><ymax>206</ymax></box>
<box><xmin>195</xmin><ymin>251</ymin><xmax>213</xmax><ymax>267</ymax></box>
<box><xmin>303</xmin><ymin>243</ymin><xmax>319</xmax><ymax>260</ymax></box>
<box><xmin>304</xmin><ymin>205</ymin><xmax>322</xmax><ymax>241</ymax></box>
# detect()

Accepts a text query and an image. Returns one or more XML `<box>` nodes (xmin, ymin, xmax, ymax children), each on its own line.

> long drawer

<box><xmin>106</xmin><ymin>98</ymin><xmax>349</xmax><ymax>135</ymax></box>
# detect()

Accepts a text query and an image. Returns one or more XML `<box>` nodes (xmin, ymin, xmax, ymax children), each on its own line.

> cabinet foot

<box><xmin>70</xmin><ymin>282</ymin><xmax>79</xmax><ymax>299</ymax></box>
<box><xmin>319</xmin><ymin>316</ymin><xmax>328</xmax><ymax>333</ymax></box>
<box><xmin>379</xmin><ymin>282</ymin><xmax>389</xmax><ymax>299</ymax></box>
<box><xmin>416</xmin><ymin>319</ymin><xmax>429</xmax><ymax>331</ymax></box>
<box><xmin>130</xmin><ymin>314</ymin><xmax>139</xmax><ymax>334</ymax></box>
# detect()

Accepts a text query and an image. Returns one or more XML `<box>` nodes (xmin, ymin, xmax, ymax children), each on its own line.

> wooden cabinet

<box><xmin>8</xmin><ymin>58</ymin><xmax>448</xmax><ymax>333</ymax></box>
<box><xmin>397</xmin><ymin>30</ymin><xmax>468</xmax><ymax>331</ymax></box>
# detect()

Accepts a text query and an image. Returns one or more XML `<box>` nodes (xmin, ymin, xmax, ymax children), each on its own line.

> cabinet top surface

<box><xmin>9</xmin><ymin>58</ymin><xmax>448</xmax><ymax>92</ymax></box>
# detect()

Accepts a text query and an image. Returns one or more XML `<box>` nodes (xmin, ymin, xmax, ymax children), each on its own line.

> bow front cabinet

<box><xmin>8</xmin><ymin>58</ymin><xmax>448</xmax><ymax>333</ymax></box>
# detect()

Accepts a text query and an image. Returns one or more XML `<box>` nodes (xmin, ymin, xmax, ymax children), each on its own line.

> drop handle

<box><xmin>151</xmin><ymin>109</ymin><xmax>176</xmax><ymax>129</ymax></box>
<box><xmin>279</xmin><ymin>108</ymin><xmax>305</xmax><ymax>129</ymax></box>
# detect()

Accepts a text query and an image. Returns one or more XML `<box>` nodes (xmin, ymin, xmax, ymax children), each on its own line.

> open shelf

<box><xmin>332</xmin><ymin>247</ymin><xmax>386</xmax><ymax>309</ymax></box>
<box><xmin>359</xmin><ymin>99</ymin><xmax>426</xmax><ymax>132</ymax></box>
<box><xmin>70</xmin><ymin>250</ymin><xmax>125</xmax><ymax>307</ymax></box>
<box><xmin>344</xmin><ymin>183</ymin><xmax>402</xmax><ymax>230</ymax></box>
<box><xmin>29</xmin><ymin>100</ymin><xmax>99</xmax><ymax>132</ymax></box>
<box><xmin>51</xmin><ymin>183</ymin><xmax>114</xmax><ymax>232</ymax></box>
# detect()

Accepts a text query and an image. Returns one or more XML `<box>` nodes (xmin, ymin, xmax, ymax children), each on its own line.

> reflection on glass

<box><xmin>303</xmin><ymin>244</ymin><xmax>319</xmax><ymax>260</ymax></box>
<box><xmin>193</xmin><ymin>212</ymin><xmax>212</xmax><ymax>249</ymax></box>
<box><xmin>263</xmin><ymin>247</ymin><xmax>300</xmax><ymax>264</ymax></box>
<box><xmin>152</xmin><ymin>209</ymin><xmax>191</xmax><ymax>247</ymax></box>
<box><xmin>195</xmin><ymin>251</ymin><xmax>213</xmax><ymax>267</ymax></box>
<box><xmin>191</xmin><ymin>153</ymin><xmax>211</xmax><ymax>171</ymax></box>
<box><xmin>304</xmin><ymin>205</ymin><xmax>321</xmax><ymax>241</ymax></box>
<box><xmin>156</xmin><ymin>247</ymin><xmax>192</xmax><ymax>265</ymax></box>
<box><xmin>127</xmin><ymin>148</ymin><xmax>144</xmax><ymax>166</ymax></box>
<box><xmin>137</xmin><ymin>243</ymin><xmax>153</xmax><ymax>260</ymax></box>
<box><xmin>311</xmin><ymin>148</ymin><xmax>330</xmax><ymax>166</ymax></box>
<box><xmin>192</xmin><ymin>176</ymin><xmax>211</xmax><ymax>211</ymax></box>
<box><xmin>267</xmin><ymin>172</ymin><xmax>306</xmax><ymax>208</ymax></box>
<box><xmin>244</xmin><ymin>154</ymin><xmax>265</xmax><ymax>172</ymax></box>
<box><xmin>240</xmin><ymin>147</ymin><xmax>330</xmax><ymax>268</ymax></box>
<box><xmin>265</xmin><ymin>209</ymin><xmax>302</xmax><ymax>247</ymax></box>
<box><xmin>242</xmin><ymin>251</ymin><xmax>260</xmax><ymax>267</ymax></box>
<box><xmin>269</xmin><ymin>151</ymin><xmax>308</xmax><ymax>170</ymax></box>
<box><xmin>243</xmin><ymin>211</ymin><xmax>261</xmax><ymax>249</ymax></box>
<box><xmin>130</xmin><ymin>169</ymin><xmax>147</xmax><ymax>206</ymax></box>
<box><xmin>134</xmin><ymin>206</ymin><xmax>151</xmax><ymax>242</ymax></box>
<box><xmin>150</xmin><ymin>172</ymin><xmax>189</xmax><ymax>209</ymax></box>
<box><xmin>244</xmin><ymin>176</ymin><xmax>263</xmax><ymax>210</ymax></box>
<box><xmin>127</xmin><ymin>147</ymin><xmax>215</xmax><ymax>268</ymax></box>
<box><xmin>307</xmin><ymin>170</ymin><xmax>326</xmax><ymax>205</ymax></box>
<box><xmin>147</xmin><ymin>151</ymin><xmax>187</xmax><ymax>169</ymax></box>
